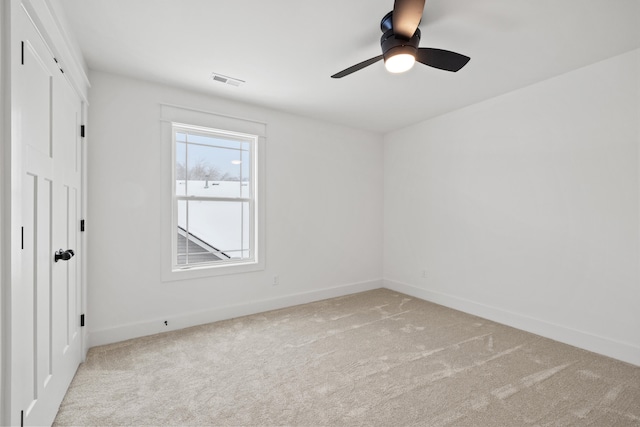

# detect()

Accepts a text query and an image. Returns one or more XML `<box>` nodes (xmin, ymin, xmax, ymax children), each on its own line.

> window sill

<box><xmin>161</xmin><ymin>259</ymin><xmax>264</xmax><ymax>282</ymax></box>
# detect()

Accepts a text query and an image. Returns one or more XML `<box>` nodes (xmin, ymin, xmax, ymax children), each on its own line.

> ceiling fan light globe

<box><xmin>385</xmin><ymin>53</ymin><xmax>415</xmax><ymax>73</ymax></box>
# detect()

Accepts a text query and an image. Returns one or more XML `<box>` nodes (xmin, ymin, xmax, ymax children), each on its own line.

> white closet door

<box><xmin>11</xmin><ymin>5</ymin><xmax>83</xmax><ymax>426</ymax></box>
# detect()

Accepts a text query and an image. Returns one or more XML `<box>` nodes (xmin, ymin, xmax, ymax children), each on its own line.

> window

<box><xmin>161</xmin><ymin>104</ymin><xmax>265</xmax><ymax>280</ymax></box>
<box><xmin>172</xmin><ymin>123</ymin><xmax>257</xmax><ymax>269</ymax></box>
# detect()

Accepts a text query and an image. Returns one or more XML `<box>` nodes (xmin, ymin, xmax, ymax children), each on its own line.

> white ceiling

<box><xmin>58</xmin><ymin>0</ymin><xmax>640</xmax><ymax>133</ymax></box>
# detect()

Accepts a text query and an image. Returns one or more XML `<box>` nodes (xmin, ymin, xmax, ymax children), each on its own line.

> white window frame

<box><xmin>161</xmin><ymin>104</ymin><xmax>266</xmax><ymax>281</ymax></box>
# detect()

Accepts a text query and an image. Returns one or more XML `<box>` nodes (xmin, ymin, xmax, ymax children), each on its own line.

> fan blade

<box><xmin>416</xmin><ymin>48</ymin><xmax>470</xmax><ymax>72</ymax></box>
<box><xmin>393</xmin><ymin>0</ymin><xmax>425</xmax><ymax>39</ymax></box>
<box><xmin>331</xmin><ymin>55</ymin><xmax>384</xmax><ymax>78</ymax></box>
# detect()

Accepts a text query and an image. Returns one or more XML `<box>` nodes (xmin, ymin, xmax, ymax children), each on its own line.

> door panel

<box><xmin>35</xmin><ymin>177</ymin><xmax>53</xmax><ymax>393</ymax></box>
<box><xmin>17</xmin><ymin>173</ymin><xmax>36</xmax><ymax>414</ymax></box>
<box><xmin>53</xmin><ymin>72</ymin><xmax>82</xmax><ymax>365</ymax></box>
<box><xmin>20</xmin><ymin>41</ymin><xmax>52</xmax><ymax>157</ymax></box>
<box><xmin>11</xmin><ymin>5</ymin><xmax>83</xmax><ymax>426</ymax></box>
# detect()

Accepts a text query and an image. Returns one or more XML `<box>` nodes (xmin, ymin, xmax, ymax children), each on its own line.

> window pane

<box><xmin>177</xmin><ymin>200</ymin><xmax>250</xmax><ymax>264</ymax></box>
<box><xmin>176</xmin><ymin>142</ymin><xmax>187</xmax><ymax>196</ymax></box>
<box><xmin>184</xmin><ymin>143</ymin><xmax>249</xmax><ymax>199</ymax></box>
<box><xmin>240</xmin><ymin>142</ymin><xmax>251</xmax><ymax>198</ymax></box>
<box><xmin>176</xmin><ymin>200</ymin><xmax>190</xmax><ymax>265</ymax></box>
<box><xmin>172</xmin><ymin>123</ymin><xmax>257</xmax><ymax>270</ymax></box>
<box><xmin>186</xmin><ymin>131</ymin><xmax>247</xmax><ymax>149</ymax></box>
<box><xmin>242</xmin><ymin>202</ymin><xmax>251</xmax><ymax>258</ymax></box>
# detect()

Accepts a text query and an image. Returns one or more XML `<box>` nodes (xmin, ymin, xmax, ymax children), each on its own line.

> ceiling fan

<box><xmin>331</xmin><ymin>0</ymin><xmax>470</xmax><ymax>78</ymax></box>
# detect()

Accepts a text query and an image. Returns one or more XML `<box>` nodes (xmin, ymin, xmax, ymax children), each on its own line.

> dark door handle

<box><xmin>54</xmin><ymin>249</ymin><xmax>75</xmax><ymax>262</ymax></box>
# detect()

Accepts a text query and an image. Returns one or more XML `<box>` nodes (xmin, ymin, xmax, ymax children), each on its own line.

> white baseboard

<box><xmin>384</xmin><ymin>279</ymin><xmax>640</xmax><ymax>367</ymax></box>
<box><xmin>89</xmin><ymin>279</ymin><xmax>383</xmax><ymax>347</ymax></box>
<box><xmin>89</xmin><ymin>277</ymin><xmax>640</xmax><ymax>367</ymax></box>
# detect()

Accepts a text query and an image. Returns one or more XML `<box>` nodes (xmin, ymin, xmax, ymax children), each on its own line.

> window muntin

<box><xmin>172</xmin><ymin>124</ymin><xmax>256</xmax><ymax>269</ymax></box>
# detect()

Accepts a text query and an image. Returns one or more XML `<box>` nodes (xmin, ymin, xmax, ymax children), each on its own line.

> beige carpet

<box><xmin>54</xmin><ymin>289</ymin><xmax>640</xmax><ymax>426</ymax></box>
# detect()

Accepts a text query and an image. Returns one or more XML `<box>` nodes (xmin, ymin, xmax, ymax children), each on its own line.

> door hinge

<box><xmin>80</xmin><ymin>219</ymin><xmax>85</xmax><ymax>232</ymax></box>
<box><xmin>21</xmin><ymin>41</ymin><xmax>24</xmax><ymax>65</ymax></box>
<box><xmin>80</xmin><ymin>314</ymin><xmax>85</xmax><ymax>327</ymax></box>
<box><xmin>80</xmin><ymin>125</ymin><xmax>85</xmax><ymax>138</ymax></box>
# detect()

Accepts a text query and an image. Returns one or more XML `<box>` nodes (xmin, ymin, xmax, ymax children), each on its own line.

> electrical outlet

<box><xmin>272</xmin><ymin>275</ymin><xmax>279</xmax><ymax>286</ymax></box>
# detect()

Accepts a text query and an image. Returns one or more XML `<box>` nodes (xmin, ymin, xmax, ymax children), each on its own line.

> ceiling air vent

<box><xmin>211</xmin><ymin>73</ymin><xmax>245</xmax><ymax>87</ymax></box>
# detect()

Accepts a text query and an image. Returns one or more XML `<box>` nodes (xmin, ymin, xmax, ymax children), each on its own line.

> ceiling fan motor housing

<box><xmin>381</xmin><ymin>28</ymin><xmax>421</xmax><ymax>61</ymax></box>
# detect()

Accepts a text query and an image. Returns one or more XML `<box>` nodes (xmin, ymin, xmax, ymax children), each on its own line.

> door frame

<box><xmin>1</xmin><ymin>0</ymin><xmax>10</xmax><ymax>423</ymax></box>
<box><xmin>0</xmin><ymin>1</ymin><xmax>90</xmax><ymax>425</ymax></box>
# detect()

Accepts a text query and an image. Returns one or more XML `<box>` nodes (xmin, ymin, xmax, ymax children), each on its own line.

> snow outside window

<box><xmin>172</xmin><ymin>124</ymin><xmax>257</xmax><ymax>269</ymax></box>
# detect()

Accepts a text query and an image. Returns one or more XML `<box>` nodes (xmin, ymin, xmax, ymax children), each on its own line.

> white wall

<box><xmin>0</xmin><ymin>0</ymin><xmax>7</xmax><ymax>419</ymax></box>
<box><xmin>87</xmin><ymin>71</ymin><xmax>384</xmax><ymax>346</ymax></box>
<box><xmin>384</xmin><ymin>49</ymin><xmax>640</xmax><ymax>365</ymax></box>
